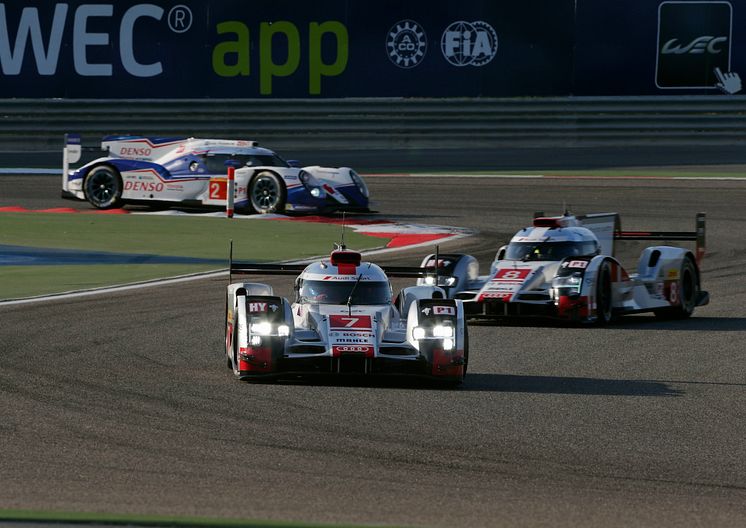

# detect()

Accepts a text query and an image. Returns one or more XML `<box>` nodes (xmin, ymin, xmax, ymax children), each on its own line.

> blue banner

<box><xmin>0</xmin><ymin>1</ymin><xmax>743</xmax><ymax>97</ymax></box>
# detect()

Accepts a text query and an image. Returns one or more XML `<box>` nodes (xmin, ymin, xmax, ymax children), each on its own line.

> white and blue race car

<box><xmin>61</xmin><ymin>134</ymin><xmax>370</xmax><ymax>214</ymax></box>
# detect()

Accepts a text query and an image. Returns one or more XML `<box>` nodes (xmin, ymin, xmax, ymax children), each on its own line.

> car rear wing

<box><xmin>228</xmin><ymin>242</ymin><xmax>431</xmax><ymax>284</ymax></box>
<box><xmin>614</xmin><ymin>212</ymin><xmax>706</xmax><ymax>266</ymax></box>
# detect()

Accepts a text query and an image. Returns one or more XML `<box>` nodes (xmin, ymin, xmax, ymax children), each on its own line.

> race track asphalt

<box><xmin>1</xmin><ymin>174</ymin><xmax>746</xmax><ymax>527</ymax></box>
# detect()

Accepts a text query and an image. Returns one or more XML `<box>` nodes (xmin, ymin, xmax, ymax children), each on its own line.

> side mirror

<box><xmin>287</xmin><ymin>159</ymin><xmax>301</xmax><ymax>168</ymax></box>
<box><xmin>495</xmin><ymin>245</ymin><xmax>507</xmax><ymax>261</ymax></box>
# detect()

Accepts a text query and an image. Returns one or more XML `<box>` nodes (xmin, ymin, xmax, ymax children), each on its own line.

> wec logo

<box><xmin>0</xmin><ymin>3</ymin><xmax>169</xmax><ymax>77</ymax></box>
<box><xmin>661</xmin><ymin>36</ymin><xmax>727</xmax><ymax>55</ymax></box>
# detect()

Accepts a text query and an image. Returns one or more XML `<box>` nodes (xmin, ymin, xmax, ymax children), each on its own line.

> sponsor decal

<box><xmin>441</xmin><ymin>20</ymin><xmax>498</xmax><ymax>67</ymax></box>
<box><xmin>656</xmin><ymin>1</ymin><xmax>738</xmax><ymax>92</ymax></box>
<box><xmin>386</xmin><ymin>19</ymin><xmax>427</xmax><ymax>69</ymax></box>
<box><xmin>667</xmin><ymin>269</ymin><xmax>679</xmax><ymax>280</ymax></box>
<box><xmin>329</xmin><ymin>314</ymin><xmax>372</xmax><ymax>331</ymax></box>
<box><xmin>248</xmin><ymin>302</ymin><xmax>267</xmax><ymax>312</ymax></box>
<box><xmin>123</xmin><ymin>181</ymin><xmax>164</xmax><ymax>192</ymax></box>
<box><xmin>120</xmin><ymin>147</ymin><xmax>152</xmax><ymax>157</ymax></box>
<box><xmin>566</xmin><ymin>260</ymin><xmax>589</xmax><ymax>269</ymax></box>
<box><xmin>433</xmin><ymin>305</ymin><xmax>455</xmax><ymax>315</ymax></box>
<box><xmin>332</xmin><ymin>345</ymin><xmax>373</xmax><ymax>355</ymax></box>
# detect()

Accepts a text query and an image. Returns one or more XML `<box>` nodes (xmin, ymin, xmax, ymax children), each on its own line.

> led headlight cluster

<box><xmin>299</xmin><ymin>170</ymin><xmax>326</xmax><ymax>199</ymax></box>
<box><xmin>552</xmin><ymin>272</ymin><xmax>583</xmax><ymax>299</ymax></box>
<box><xmin>423</xmin><ymin>276</ymin><xmax>457</xmax><ymax>287</ymax></box>
<box><xmin>249</xmin><ymin>322</ymin><xmax>290</xmax><ymax>337</ymax></box>
<box><xmin>349</xmin><ymin>169</ymin><xmax>369</xmax><ymax>198</ymax></box>
<box><xmin>412</xmin><ymin>324</ymin><xmax>455</xmax><ymax>350</ymax></box>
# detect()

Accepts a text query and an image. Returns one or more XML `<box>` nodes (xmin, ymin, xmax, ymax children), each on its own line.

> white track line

<box><xmin>363</xmin><ymin>173</ymin><xmax>746</xmax><ymax>180</ymax></box>
<box><xmin>0</xmin><ymin>230</ymin><xmax>474</xmax><ymax>307</ymax></box>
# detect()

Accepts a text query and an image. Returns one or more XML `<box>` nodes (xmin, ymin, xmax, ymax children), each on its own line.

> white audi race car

<box><xmin>417</xmin><ymin>212</ymin><xmax>709</xmax><ymax>324</ymax></box>
<box><xmin>225</xmin><ymin>247</ymin><xmax>468</xmax><ymax>384</ymax></box>
<box><xmin>61</xmin><ymin>134</ymin><xmax>369</xmax><ymax>213</ymax></box>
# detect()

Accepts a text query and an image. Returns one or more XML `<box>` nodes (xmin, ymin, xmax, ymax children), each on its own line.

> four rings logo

<box><xmin>386</xmin><ymin>20</ymin><xmax>427</xmax><ymax>68</ymax></box>
<box><xmin>661</xmin><ymin>36</ymin><xmax>727</xmax><ymax>55</ymax></box>
<box><xmin>441</xmin><ymin>20</ymin><xmax>497</xmax><ymax>67</ymax></box>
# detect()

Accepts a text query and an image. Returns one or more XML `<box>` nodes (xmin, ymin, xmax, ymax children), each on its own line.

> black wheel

<box><xmin>658</xmin><ymin>257</ymin><xmax>698</xmax><ymax>320</ymax></box>
<box><xmin>83</xmin><ymin>165</ymin><xmax>123</xmax><ymax>209</ymax></box>
<box><xmin>249</xmin><ymin>171</ymin><xmax>286</xmax><ymax>213</ymax></box>
<box><xmin>595</xmin><ymin>260</ymin><xmax>614</xmax><ymax>325</ymax></box>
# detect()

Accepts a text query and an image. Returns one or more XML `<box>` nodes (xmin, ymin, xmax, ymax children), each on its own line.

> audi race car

<box><xmin>225</xmin><ymin>247</ymin><xmax>468</xmax><ymax>384</ymax></box>
<box><xmin>61</xmin><ymin>134</ymin><xmax>369</xmax><ymax>214</ymax></box>
<box><xmin>417</xmin><ymin>212</ymin><xmax>709</xmax><ymax>324</ymax></box>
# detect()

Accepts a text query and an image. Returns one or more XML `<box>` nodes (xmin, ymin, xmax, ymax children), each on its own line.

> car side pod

<box><xmin>408</xmin><ymin>298</ymin><xmax>466</xmax><ymax>382</ymax></box>
<box><xmin>235</xmin><ymin>294</ymin><xmax>290</xmax><ymax>378</ymax></box>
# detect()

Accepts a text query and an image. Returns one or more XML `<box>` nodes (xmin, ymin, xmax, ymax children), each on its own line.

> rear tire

<box><xmin>656</xmin><ymin>257</ymin><xmax>699</xmax><ymax>320</ymax></box>
<box><xmin>83</xmin><ymin>165</ymin><xmax>123</xmax><ymax>209</ymax></box>
<box><xmin>595</xmin><ymin>260</ymin><xmax>614</xmax><ymax>325</ymax></box>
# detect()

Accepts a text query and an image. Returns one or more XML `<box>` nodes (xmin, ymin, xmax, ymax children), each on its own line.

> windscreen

<box><xmin>203</xmin><ymin>153</ymin><xmax>288</xmax><ymax>173</ymax></box>
<box><xmin>505</xmin><ymin>241</ymin><xmax>598</xmax><ymax>261</ymax></box>
<box><xmin>299</xmin><ymin>280</ymin><xmax>391</xmax><ymax>305</ymax></box>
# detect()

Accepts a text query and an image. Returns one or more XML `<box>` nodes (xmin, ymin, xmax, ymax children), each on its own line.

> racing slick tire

<box><xmin>249</xmin><ymin>171</ymin><xmax>286</xmax><ymax>214</ymax></box>
<box><xmin>595</xmin><ymin>259</ymin><xmax>614</xmax><ymax>325</ymax></box>
<box><xmin>83</xmin><ymin>165</ymin><xmax>123</xmax><ymax>209</ymax></box>
<box><xmin>656</xmin><ymin>256</ymin><xmax>699</xmax><ymax>320</ymax></box>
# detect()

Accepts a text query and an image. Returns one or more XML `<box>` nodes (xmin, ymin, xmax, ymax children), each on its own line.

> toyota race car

<box><xmin>61</xmin><ymin>134</ymin><xmax>369</xmax><ymax>214</ymax></box>
<box><xmin>225</xmin><ymin>247</ymin><xmax>468</xmax><ymax>384</ymax></box>
<box><xmin>417</xmin><ymin>212</ymin><xmax>709</xmax><ymax>324</ymax></box>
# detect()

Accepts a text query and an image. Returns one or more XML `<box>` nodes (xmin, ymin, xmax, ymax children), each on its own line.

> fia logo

<box><xmin>386</xmin><ymin>20</ymin><xmax>427</xmax><ymax>69</ymax></box>
<box><xmin>441</xmin><ymin>21</ymin><xmax>498</xmax><ymax>67</ymax></box>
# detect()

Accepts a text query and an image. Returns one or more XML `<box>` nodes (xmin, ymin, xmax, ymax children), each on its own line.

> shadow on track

<box><xmin>461</xmin><ymin>373</ymin><xmax>682</xmax><ymax>396</ymax></box>
<box><xmin>257</xmin><ymin>373</ymin><xmax>681</xmax><ymax>396</ymax></box>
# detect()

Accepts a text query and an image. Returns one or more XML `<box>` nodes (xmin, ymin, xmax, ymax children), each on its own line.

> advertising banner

<box><xmin>0</xmin><ymin>0</ymin><xmax>575</xmax><ymax>98</ymax></box>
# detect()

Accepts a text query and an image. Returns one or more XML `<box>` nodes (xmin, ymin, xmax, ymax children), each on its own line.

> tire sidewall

<box><xmin>596</xmin><ymin>260</ymin><xmax>613</xmax><ymax>325</ymax></box>
<box><xmin>249</xmin><ymin>171</ymin><xmax>286</xmax><ymax>213</ymax></box>
<box><xmin>83</xmin><ymin>165</ymin><xmax>123</xmax><ymax>209</ymax></box>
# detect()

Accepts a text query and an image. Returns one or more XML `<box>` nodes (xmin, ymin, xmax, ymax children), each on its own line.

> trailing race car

<box><xmin>225</xmin><ymin>246</ymin><xmax>468</xmax><ymax>384</ymax></box>
<box><xmin>416</xmin><ymin>212</ymin><xmax>709</xmax><ymax>324</ymax></box>
<box><xmin>61</xmin><ymin>134</ymin><xmax>369</xmax><ymax>213</ymax></box>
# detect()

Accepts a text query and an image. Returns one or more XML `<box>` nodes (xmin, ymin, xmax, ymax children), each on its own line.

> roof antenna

<box><xmin>336</xmin><ymin>212</ymin><xmax>347</xmax><ymax>251</ymax></box>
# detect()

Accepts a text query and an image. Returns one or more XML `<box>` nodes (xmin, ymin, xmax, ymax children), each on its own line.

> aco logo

<box><xmin>386</xmin><ymin>19</ymin><xmax>427</xmax><ymax>69</ymax></box>
<box><xmin>441</xmin><ymin>20</ymin><xmax>498</xmax><ymax>67</ymax></box>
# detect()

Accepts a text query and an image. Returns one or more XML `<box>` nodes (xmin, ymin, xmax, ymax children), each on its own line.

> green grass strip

<box><xmin>0</xmin><ymin>213</ymin><xmax>387</xmax><ymax>300</ymax></box>
<box><xmin>0</xmin><ymin>213</ymin><xmax>380</xmax><ymax>260</ymax></box>
<box><xmin>0</xmin><ymin>509</ymin><xmax>409</xmax><ymax>528</ymax></box>
<box><xmin>0</xmin><ymin>264</ymin><xmax>219</xmax><ymax>299</ymax></box>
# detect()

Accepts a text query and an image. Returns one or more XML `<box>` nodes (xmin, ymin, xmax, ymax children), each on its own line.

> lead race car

<box><xmin>61</xmin><ymin>134</ymin><xmax>369</xmax><ymax>213</ymax></box>
<box><xmin>225</xmin><ymin>246</ymin><xmax>468</xmax><ymax>384</ymax></box>
<box><xmin>417</xmin><ymin>212</ymin><xmax>709</xmax><ymax>324</ymax></box>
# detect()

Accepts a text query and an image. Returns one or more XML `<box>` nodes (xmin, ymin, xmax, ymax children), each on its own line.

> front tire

<box><xmin>83</xmin><ymin>165</ymin><xmax>123</xmax><ymax>209</ymax></box>
<box><xmin>595</xmin><ymin>260</ymin><xmax>614</xmax><ymax>325</ymax></box>
<box><xmin>249</xmin><ymin>171</ymin><xmax>286</xmax><ymax>213</ymax></box>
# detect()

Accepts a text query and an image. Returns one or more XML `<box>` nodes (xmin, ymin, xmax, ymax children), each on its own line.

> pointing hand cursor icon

<box><xmin>714</xmin><ymin>67</ymin><xmax>742</xmax><ymax>94</ymax></box>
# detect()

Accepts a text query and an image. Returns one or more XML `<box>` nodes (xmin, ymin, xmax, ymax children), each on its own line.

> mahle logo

<box><xmin>441</xmin><ymin>20</ymin><xmax>497</xmax><ymax>67</ymax></box>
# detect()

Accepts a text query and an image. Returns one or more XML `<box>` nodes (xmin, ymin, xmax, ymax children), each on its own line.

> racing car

<box><xmin>61</xmin><ymin>134</ymin><xmax>369</xmax><ymax>214</ymax></box>
<box><xmin>416</xmin><ymin>212</ymin><xmax>709</xmax><ymax>324</ymax></box>
<box><xmin>225</xmin><ymin>246</ymin><xmax>468</xmax><ymax>384</ymax></box>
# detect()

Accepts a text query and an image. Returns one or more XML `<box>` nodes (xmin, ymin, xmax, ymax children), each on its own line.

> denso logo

<box><xmin>0</xmin><ymin>3</ymin><xmax>174</xmax><ymax>77</ymax></box>
<box><xmin>661</xmin><ymin>36</ymin><xmax>727</xmax><ymax>55</ymax></box>
<box><xmin>120</xmin><ymin>147</ymin><xmax>152</xmax><ymax>157</ymax></box>
<box><xmin>124</xmin><ymin>181</ymin><xmax>164</xmax><ymax>192</ymax></box>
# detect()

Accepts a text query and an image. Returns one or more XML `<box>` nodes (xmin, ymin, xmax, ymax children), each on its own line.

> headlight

<box><xmin>250</xmin><ymin>322</ymin><xmax>272</xmax><ymax>335</ymax></box>
<box><xmin>349</xmin><ymin>169</ymin><xmax>369</xmax><ymax>198</ymax></box>
<box><xmin>439</xmin><ymin>276</ymin><xmax>457</xmax><ymax>287</ymax></box>
<box><xmin>299</xmin><ymin>170</ymin><xmax>325</xmax><ymax>198</ymax></box>
<box><xmin>432</xmin><ymin>325</ymin><xmax>453</xmax><ymax>338</ymax></box>
<box><xmin>277</xmin><ymin>324</ymin><xmax>290</xmax><ymax>337</ymax></box>
<box><xmin>552</xmin><ymin>272</ymin><xmax>583</xmax><ymax>291</ymax></box>
<box><xmin>423</xmin><ymin>276</ymin><xmax>435</xmax><ymax>286</ymax></box>
<box><xmin>443</xmin><ymin>338</ymin><xmax>455</xmax><ymax>351</ymax></box>
<box><xmin>412</xmin><ymin>327</ymin><xmax>426</xmax><ymax>340</ymax></box>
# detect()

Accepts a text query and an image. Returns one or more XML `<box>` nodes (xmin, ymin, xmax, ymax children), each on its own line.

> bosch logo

<box><xmin>120</xmin><ymin>147</ymin><xmax>152</xmax><ymax>157</ymax></box>
<box><xmin>441</xmin><ymin>20</ymin><xmax>497</xmax><ymax>67</ymax></box>
<box><xmin>661</xmin><ymin>36</ymin><xmax>727</xmax><ymax>55</ymax></box>
<box><xmin>386</xmin><ymin>20</ymin><xmax>427</xmax><ymax>69</ymax></box>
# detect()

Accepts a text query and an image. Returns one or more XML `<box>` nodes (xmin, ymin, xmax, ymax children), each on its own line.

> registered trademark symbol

<box><xmin>168</xmin><ymin>5</ymin><xmax>193</xmax><ymax>33</ymax></box>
